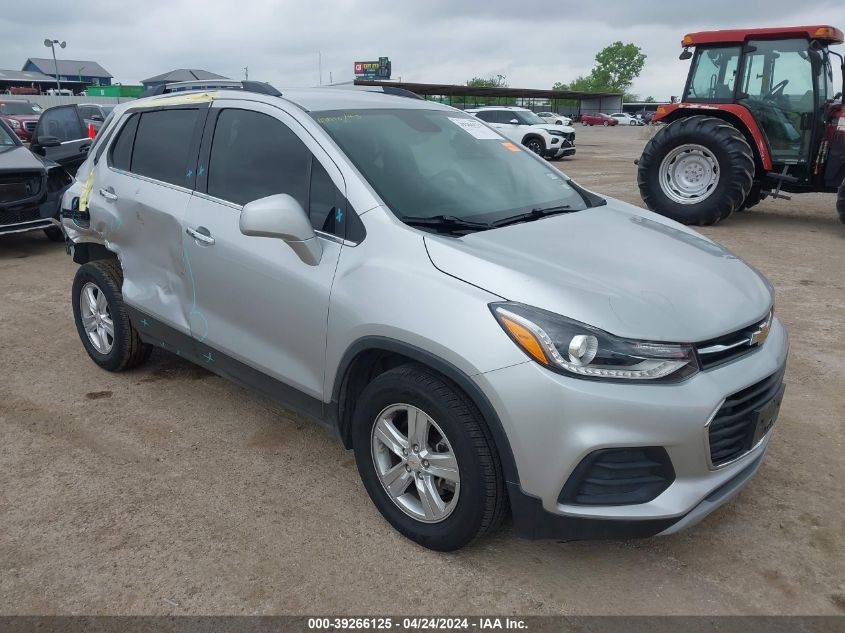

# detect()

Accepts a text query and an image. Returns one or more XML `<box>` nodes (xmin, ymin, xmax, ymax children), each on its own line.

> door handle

<box><xmin>98</xmin><ymin>188</ymin><xmax>118</xmax><ymax>201</ymax></box>
<box><xmin>186</xmin><ymin>226</ymin><xmax>215</xmax><ymax>245</ymax></box>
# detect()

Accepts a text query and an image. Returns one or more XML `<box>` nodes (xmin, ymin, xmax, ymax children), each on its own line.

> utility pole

<box><xmin>318</xmin><ymin>51</ymin><xmax>322</xmax><ymax>86</ymax></box>
<box><xmin>43</xmin><ymin>38</ymin><xmax>66</xmax><ymax>92</ymax></box>
<box><xmin>244</xmin><ymin>66</ymin><xmax>249</xmax><ymax>81</ymax></box>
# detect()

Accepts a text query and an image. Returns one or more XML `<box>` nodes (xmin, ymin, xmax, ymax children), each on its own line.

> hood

<box><xmin>1</xmin><ymin>114</ymin><xmax>39</xmax><ymax>122</ymax></box>
<box><xmin>424</xmin><ymin>201</ymin><xmax>773</xmax><ymax>342</ymax></box>
<box><xmin>532</xmin><ymin>123</ymin><xmax>574</xmax><ymax>135</ymax></box>
<box><xmin>0</xmin><ymin>145</ymin><xmax>47</xmax><ymax>172</ymax></box>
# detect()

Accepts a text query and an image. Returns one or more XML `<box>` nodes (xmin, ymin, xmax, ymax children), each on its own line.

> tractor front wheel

<box><xmin>637</xmin><ymin>116</ymin><xmax>754</xmax><ymax>226</ymax></box>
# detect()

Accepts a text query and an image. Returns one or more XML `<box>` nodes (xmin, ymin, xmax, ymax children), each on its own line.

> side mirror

<box><xmin>239</xmin><ymin>193</ymin><xmax>322</xmax><ymax>266</ymax></box>
<box><xmin>509</xmin><ymin>118</ymin><xmax>519</xmax><ymax>125</ymax></box>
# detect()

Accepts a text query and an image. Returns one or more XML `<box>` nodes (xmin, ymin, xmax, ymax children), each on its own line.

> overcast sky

<box><xmin>3</xmin><ymin>1</ymin><xmax>844</xmax><ymax>100</ymax></box>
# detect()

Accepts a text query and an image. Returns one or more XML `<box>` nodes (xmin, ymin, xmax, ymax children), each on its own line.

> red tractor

<box><xmin>637</xmin><ymin>25</ymin><xmax>845</xmax><ymax>226</ymax></box>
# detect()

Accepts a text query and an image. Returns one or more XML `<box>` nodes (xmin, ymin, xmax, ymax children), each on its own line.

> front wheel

<box><xmin>637</xmin><ymin>115</ymin><xmax>754</xmax><ymax>225</ymax></box>
<box><xmin>353</xmin><ymin>365</ymin><xmax>507</xmax><ymax>551</ymax></box>
<box><xmin>523</xmin><ymin>137</ymin><xmax>545</xmax><ymax>156</ymax></box>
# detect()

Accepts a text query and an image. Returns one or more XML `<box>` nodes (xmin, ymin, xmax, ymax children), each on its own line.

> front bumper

<box><xmin>475</xmin><ymin>317</ymin><xmax>789</xmax><ymax>540</ymax></box>
<box><xmin>545</xmin><ymin>144</ymin><xmax>576</xmax><ymax>159</ymax></box>
<box><xmin>1</xmin><ymin>186</ymin><xmax>64</xmax><ymax>237</ymax></box>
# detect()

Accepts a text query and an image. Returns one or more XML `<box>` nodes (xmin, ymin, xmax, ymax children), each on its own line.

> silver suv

<box><xmin>62</xmin><ymin>84</ymin><xmax>788</xmax><ymax>551</ymax></box>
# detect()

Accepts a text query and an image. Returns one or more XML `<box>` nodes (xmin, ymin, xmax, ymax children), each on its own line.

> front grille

<box><xmin>0</xmin><ymin>206</ymin><xmax>40</xmax><ymax>226</ymax></box>
<box><xmin>696</xmin><ymin>312</ymin><xmax>772</xmax><ymax>370</ymax></box>
<box><xmin>558</xmin><ymin>447</ymin><xmax>675</xmax><ymax>505</ymax></box>
<box><xmin>23</xmin><ymin>121</ymin><xmax>37</xmax><ymax>132</ymax></box>
<box><xmin>0</xmin><ymin>172</ymin><xmax>42</xmax><ymax>204</ymax></box>
<box><xmin>708</xmin><ymin>368</ymin><xmax>785</xmax><ymax>467</ymax></box>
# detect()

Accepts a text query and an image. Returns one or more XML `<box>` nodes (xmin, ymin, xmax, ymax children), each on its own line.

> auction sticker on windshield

<box><xmin>448</xmin><ymin>117</ymin><xmax>502</xmax><ymax>139</ymax></box>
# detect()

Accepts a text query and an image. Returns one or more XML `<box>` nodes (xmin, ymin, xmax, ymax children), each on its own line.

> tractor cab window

<box><xmin>738</xmin><ymin>39</ymin><xmax>815</xmax><ymax>164</ymax></box>
<box><xmin>685</xmin><ymin>46</ymin><xmax>741</xmax><ymax>101</ymax></box>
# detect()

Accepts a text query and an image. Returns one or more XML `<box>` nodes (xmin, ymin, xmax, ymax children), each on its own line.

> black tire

<box><xmin>44</xmin><ymin>226</ymin><xmax>64</xmax><ymax>242</ymax></box>
<box><xmin>523</xmin><ymin>136</ymin><xmax>545</xmax><ymax>156</ymax></box>
<box><xmin>838</xmin><ymin>179</ymin><xmax>845</xmax><ymax>226</ymax></box>
<box><xmin>72</xmin><ymin>259</ymin><xmax>152</xmax><ymax>372</ymax></box>
<box><xmin>738</xmin><ymin>184</ymin><xmax>763</xmax><ymax>211</ymax></box>
<box><xmin>637</xmin><ymin>115</ymin><xmax>754</xmax><ymax>226</ymax></box>
<box><xmin>352</xmin><ymin>364</ymin><xmax>507</xmax><ymax>551</ymax></box>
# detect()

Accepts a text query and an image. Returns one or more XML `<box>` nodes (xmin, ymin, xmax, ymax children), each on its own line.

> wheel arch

<box><xmin>330</xmin><ymin>336</ymin><xmax>520</xmax><ymax>486</ymax></box>
<box><xmin>659</xmin><ymin>107</ymin><xmax>771</xmax><ymax>174</ymax></box>
<box><xmin>521</xmin><ymin>133</ymin><xmax>545</xmax><ymax>148</ymax></box>
<box><xmin>72</xmin><ymin>241</ymin><xmax>119</xmax><ymax>266</ymax></box>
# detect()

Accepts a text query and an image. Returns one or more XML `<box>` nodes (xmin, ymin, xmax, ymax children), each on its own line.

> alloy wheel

<box><xmin>79</xmin><ymin>282</ymin><xmax>114</xmax><ymax>354</ymax></box>
<box><xmin>370</xmin><ymin>403</ymin><xmax>460</xmax><ymax>523</ymax></box>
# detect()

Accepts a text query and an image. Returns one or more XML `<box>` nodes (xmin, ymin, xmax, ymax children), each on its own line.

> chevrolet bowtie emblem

<box><xmin>750</xmin><ymin>320</ymin><xmax>771</xmax><ymax>346</ymax></box>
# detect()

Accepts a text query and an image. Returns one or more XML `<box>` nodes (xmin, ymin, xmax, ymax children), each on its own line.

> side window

<box><xmin>39</xmin><ymin>106</ymin><xmax>85</xmax><ymax>141</ymax></box>
<box><xmin>309</xmin><ymin>158</ymin><xmax>342</xmax><ymax>235</ymax></box>
<box><xmin>79</xmin><ymin>106</ymin><xmax>95</xmax><ymax>120</ymax></box>
<box><xmin>474</xmin><ymin>111</ymin><xmax>495</xmax><ymax>123</ymax></box>
<box><xmin>207</xmin><ymin>108</ymin><xmax>309</xmax><ymax>207</ymax></box>
<box><xmin>108</xmin><ymin>113</ymin><xmax>139</xmax><ymax>171</ymax></box>
<box><xmin>131</xmin><ymin>109</ymin><xmax>199</xmax><ymax>186</ymax></box>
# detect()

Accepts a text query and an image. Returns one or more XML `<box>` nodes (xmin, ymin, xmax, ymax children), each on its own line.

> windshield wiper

<box><xmin>402</xmin><ymin>214</ymin><xmax>492</xmax><ymax>234</ymax></box>
<box><xmin>491</xmin><ymin>205</ymin><xmax>574</xmax><ymax>228</ymax></box>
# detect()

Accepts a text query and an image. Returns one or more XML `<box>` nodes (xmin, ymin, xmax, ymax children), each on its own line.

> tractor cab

<box><xmin>639</xmin><ymin>25</ymin><xmax>845</xmax><ymax>227</ymax></box>
<box><xmin>680</xmin><ymin>26</ymin><xmax>843</xmax><ymax>178</ymax></box>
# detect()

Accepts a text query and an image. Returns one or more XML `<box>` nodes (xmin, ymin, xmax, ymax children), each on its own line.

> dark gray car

<box><xmin>0</xmin><ymin>117</ymin><xmax>71</xmax><ymax>240</ymax></box>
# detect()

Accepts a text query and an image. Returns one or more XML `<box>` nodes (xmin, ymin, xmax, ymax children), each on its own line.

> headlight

<box><xmin>546</xmin><ymin>129</ymin><xmax>565</xmax><ymax>137</ymax></box>
<box><xmin>491</xmin><ymin>302</ymin><xmax>698</xmax><ymax>382</ymax></box>
<box><xmin>6</xmin><ymin>119</ymin><xmax>21</xmax><ymax>129</ymax></box>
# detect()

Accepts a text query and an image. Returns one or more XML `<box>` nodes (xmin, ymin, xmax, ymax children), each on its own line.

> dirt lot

<box><xmin>1</xmin><ymin>125</ymin><xmax>843</xmax><ymax>615</ymax></box>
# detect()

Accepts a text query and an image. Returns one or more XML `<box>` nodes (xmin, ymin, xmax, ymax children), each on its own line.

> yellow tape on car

<box><xmin>79</xmin><ymin>169</ymin><xmax>95</xmax><ymax>211</ymax></box>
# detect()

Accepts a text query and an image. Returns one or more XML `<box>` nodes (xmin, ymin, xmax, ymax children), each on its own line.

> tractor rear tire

<box><xmin>637</xmin><ymin>116</ymin><xmax>754</xmax><ymax>226</ymax></box>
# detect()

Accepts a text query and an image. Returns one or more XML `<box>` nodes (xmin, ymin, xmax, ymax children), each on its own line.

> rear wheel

<box><xmin>72</xmin><ymin>260</ymin><xmax>152</xmax><ymax>372</ymax></box>
<box><xmin>352</xmin><ymin>364</ymin><xmax>507</xmax><ymax>551</ymax></box>
<box><xmin>637</xmin><ymin>115</ymin><xmax>754</xmax><ymax>225</ymax></box>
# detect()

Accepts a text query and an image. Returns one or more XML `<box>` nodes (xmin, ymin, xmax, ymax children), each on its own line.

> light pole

<box><xmin>43</xmin><ymin>38</ymin><xmax>66</xmax><ymax>92</ymax></box>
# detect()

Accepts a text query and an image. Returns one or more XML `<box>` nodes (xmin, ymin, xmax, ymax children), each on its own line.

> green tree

<box><xmin>554</xmin><ymin>42</ymin><xmax>646</xmax><ymax>95</ymax></box>
<box><xmin>591</xmin><ymin>42</ymin><xmax>647</xmax><ymax>94</ymax></box>
<box><xmin>465</xmin><ymin>74</ymin><xmax>512</xmax><ymax>106</ymax></box>
<box><xmin>466</xmin><ymin>74</ymin><xmax>508</xmax><ymax>88</ymax></box>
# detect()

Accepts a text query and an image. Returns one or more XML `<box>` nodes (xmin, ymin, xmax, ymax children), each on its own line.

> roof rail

<box><xmin>141</xmin><ymin>80</ymin><xmax>282</xmax><ymax>98</ymax></box>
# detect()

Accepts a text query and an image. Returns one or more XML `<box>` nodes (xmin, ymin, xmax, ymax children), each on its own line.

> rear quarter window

<box><xmin>131</xmin><ymin>109</ymin><xmax>199</xmax><ymax>187</ymax></box>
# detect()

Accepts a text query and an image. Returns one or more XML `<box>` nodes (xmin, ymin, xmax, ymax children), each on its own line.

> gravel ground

<box><xmin>1</xmin><ymin>125</ymin><xmax>843</xmax><ymax>615</ymax></box>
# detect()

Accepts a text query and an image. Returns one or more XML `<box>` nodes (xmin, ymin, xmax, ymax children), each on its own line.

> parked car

<box><xmin>536</xmin><ymin>111</ymin><xmax>572</xmax><ymax>126</ymax></box>
<box><xmin>580</xmin><ymin>113</ymin><xmax>618</xmax><ymax>126</ymax></box>
<box><xmin>0</xmin><ymin>100</ymin><xmax>43</xmax><ymax>142</ymax></box>
<box><xmin>610</xmin><ymin>113</ymin><xmax>644</xmax><ymax>126</ymax></box>
<box><xmin>78</xmin><ymin>103</ymin><xmax>115</xmax><ymax>123</ymax></box>
<box><xmin>29</xmin><ymin>104</ymin><xmax>99</xmax><ymax>174</ymax></box>
<box><xmin>466</xmin><ymin>106</ymin><xmax>575</xmax><ymax>159</ymax></box>
<box><xmin>0</xmin><ymin>117</ymin><xmax>71</xmax><ymax>241</ymax></box>
<box><xmin>61</xmin><ymin>85</ymin><xmax>787</xmax><ymax>551</ymax></box>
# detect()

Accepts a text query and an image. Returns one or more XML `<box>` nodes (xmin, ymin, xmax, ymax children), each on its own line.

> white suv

<box><xmin>466</xmin><ymin>106</ymin><xmax>575</xmax><ymax>160</ymax></box>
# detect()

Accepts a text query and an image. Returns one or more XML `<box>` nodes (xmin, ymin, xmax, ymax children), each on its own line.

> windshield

<box><xmin>0</xmin><ymin>102</ymin><xmax>40</xmax><ymax>115</ymax></box>
<box><xmin>314</xmin><ymin>108</ymin><xmax>592</xmax><ymax>224</ymax></box>
<box><xmin>514</xmin><ymin>111</ymin><xmax>546</xmax><ymax>125</ymax></box>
